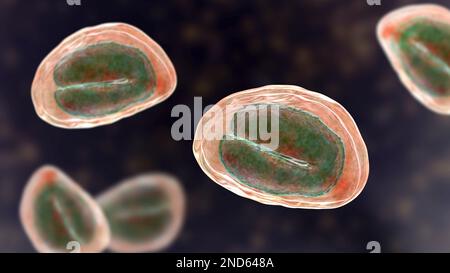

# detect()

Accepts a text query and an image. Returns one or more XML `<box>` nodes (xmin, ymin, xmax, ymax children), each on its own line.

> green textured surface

<box><xmin>101</xmin><ymin>186</ymin><xmax>171</xmax><ymax>243</ymax></box>
<box><xmin>219</xmin><ymin>104</ymin><xmax>345</xmax><ymax>196</ymax></box>
<box><xmin>34</xmin><ymin>181</ymin><xmax>96</xmax><ymax>249</ymax></box>
<box><xmin>398</xmin><ymin>19</ymin><xmax>450</xmax><ymax>96</ymax></box>
<box><xmin>53</xmin><ymin>42</ymin><xmax>156</xmax><ymax>116</ymax></box>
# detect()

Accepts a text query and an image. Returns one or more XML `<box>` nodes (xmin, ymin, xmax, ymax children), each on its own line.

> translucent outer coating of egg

<box><xmin>31</xmin><ymin>22</ymin><xmax>177</xmax><ymax>128</ymax></box>
<box><xmin>377</xmin><ymin>4</ymin><xmax>450</xmax><ymax>114</ymax></box>
<box><xmin>19</xmin><ymin>165</ymin><xmax>110</xmax><ymax>253</ymax></box>
<box><xmin>96</xmin><ymin>173</ymin><xmax>185</xmax><ymax>253</ymax></box>
<box><xmin>193</xmin><ymin>85</ymin><xmax>369</xmax><ymax>209</ymax></box>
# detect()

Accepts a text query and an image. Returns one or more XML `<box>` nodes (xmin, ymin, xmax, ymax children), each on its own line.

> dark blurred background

<box><xmin>1</xmin><ymin>0</ymin><xmax>450</xmax><ymax>252</ymax></box>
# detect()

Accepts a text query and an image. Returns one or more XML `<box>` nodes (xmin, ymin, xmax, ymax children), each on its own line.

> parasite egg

<box><xmin>193</xmin><ymin>85</ymin><xmax>369</xmax><ymax>209</ymax></box>
<box><xmin>377</xmin><ymin>4</ymin><xmax>450</xmax><ymax>114</ymax></box>
<box><xmin>19</xmin><ymin>165</ymin><xmax>110</xmax><ymax>253</ymax></box>
<box><xmin>97</xmin><ymin>173</ymin><xmax>185</xmax><ymax>253</ymax></box>
<box><xmin>31</xmin><ymin>23</ymin><xmax>177</xmax><ymax>128</ymax></box>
